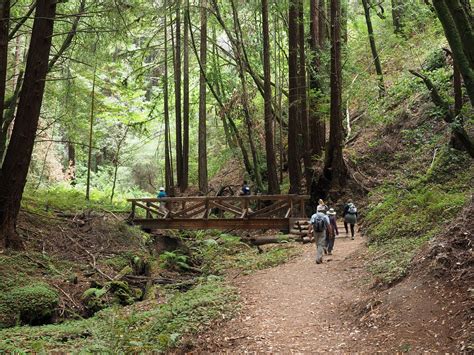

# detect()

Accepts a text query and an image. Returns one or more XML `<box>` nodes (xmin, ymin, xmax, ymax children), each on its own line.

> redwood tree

<box><xmin>198</xmin><ymin>0</ymin><xmax>208</xmax><ymax>194</ymax></box>
<box><xmin>362</xmin><ymin>0</ymin><xmax>385</xmax><ymax>97</ymax></box>
<box><xmin>262</xmin><ymin>0</ymin><xmax>280</xmax><ymax>194</ymax></box>
<box><xmin>288</xmin><ymin>0</ymin><xmax>301</xmax><ymax>194</ymax></box>
<box><xmin>0</xmin><ymin>0</ymin><xmax>57</xmax><ymax>250</ymax></box>
<box><xmin>298</xmin><ymin>0</ymin><xmax>312</xmax><ymax>191</ymax></box>
<box><xmin>324</xmin><ymin>0</ymin><xmax>346</xmax><ymax>186</ymax></box>
<box><xmin>309</xmin><ymin>0</ymin><xmax>325</xmax><ymax>158</ymax></box>
<box><xmin>174</xmin><ymin>0</ymin><xmax>183</xmax><ymax>191</ymax></box>
<box><xmin>182</xmin><ymin>0</ymin><xmax>190</xmax><ymax>191</ymax></box>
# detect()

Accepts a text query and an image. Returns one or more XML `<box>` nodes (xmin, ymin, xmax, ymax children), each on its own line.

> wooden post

<box><xmin>204</xmin><ymin>197</ymin><xmax>209</xmax><ymax>219</ymax></box>
<box><xmin>289</xmin><ymin>197</ymin><xmax>294</xmax><ymax>218</ymax></box>
<box><xmin>146</xmin><ymin>202</ymin><xmax>152</xmax><ymax>219</ymax></box>
<box><xmin>131</xmin><ymin>201</ymin><xmax>136</xmax><ymax>220</ymax></box>
<box><xmin>299</xmin><ymin>199</ymin><xmax>304</xmax><ymax>217</ymax></box>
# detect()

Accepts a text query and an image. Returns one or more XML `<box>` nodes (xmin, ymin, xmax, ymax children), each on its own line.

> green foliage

<box><xmin>0</xmin><ymin>284</ymin><xmax>59</xmax><ymax>328</ymax></box>
<box><xmin>0</xmin><ymin>279</ymin><xmax>237</xmax><ymax>352</ymax></box>
<box><xmin>159</xmin><ymin>251</ymin><xmax>190</xmax><ymax>271</ymax></box>
<box><xmin>188</xmin><ymin>233</ymin><xmax>300</xmax><ymax>275</ymax></box>
<box><xmin>365</xmin><ymin>148</ymin><xmax>472</xmax><ymax>284</ymax></box>
<box><xmin>22</xmin><ymin>184</ymin><xmax>133</xmax><ymax>213</ymax></box>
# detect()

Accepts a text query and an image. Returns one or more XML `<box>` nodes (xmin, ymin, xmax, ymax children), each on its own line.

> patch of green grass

<box><xmin>365</xmin><ymin>148</ymin><xmax>472</xmax><ymax>284</ymax></box>
<box><xmin>188</xmin><ymin>233</ymin><xmax>301</xmax><ymax>275</ymax></box>
<box><xmin>0</xmin><ymin>279</ymin><xmax>237</xmax><ymax>352</ymax></box>
<box><xmin>22</xmin><ymin>183</ymin><xmax>135</xmax><ymax>215</ymax></box>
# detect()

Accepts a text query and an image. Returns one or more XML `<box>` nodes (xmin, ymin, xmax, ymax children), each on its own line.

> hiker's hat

<box><xmin>327</xmin><ymin>208</ymin><xmax>336</xmax><ymax>215</ymax></box>
<box><xmin>159</xmin><ymin>187</ymin><xmax>165</xmax><ymax>191</ymax></box>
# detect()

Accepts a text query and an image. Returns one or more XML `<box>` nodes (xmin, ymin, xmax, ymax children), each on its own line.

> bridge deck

<box><xmin>127</xmin><ymin>194</ymin><xmax>310</xmax><ymax>232</ymax></box>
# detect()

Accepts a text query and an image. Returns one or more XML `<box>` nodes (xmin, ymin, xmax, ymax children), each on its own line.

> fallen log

<box><xmin>242</xmin><ymin>234</ymin><xmax>304</xmax><ymax>246</ymax></box>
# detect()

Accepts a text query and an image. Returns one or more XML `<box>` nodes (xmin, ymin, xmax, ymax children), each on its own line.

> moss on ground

<box><xmin>364</xmin><ymin>147</ymin><xmax>473</xmax><ymax>285</ymax></box>
<box><xmin>0</xmin><ymin>279</ymin><xmax>237</xmax><ymax>352</ymax></box>
<box><xmin>0</xmin><ymin>284</ymin><xmax>59</xmax><ymax>329</ymax></box>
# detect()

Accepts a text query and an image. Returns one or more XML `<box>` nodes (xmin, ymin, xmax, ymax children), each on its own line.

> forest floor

<box><xmin>189</xmin><ymin>223</ymin><xmax>470</xmax><ymax>353</ymax></box>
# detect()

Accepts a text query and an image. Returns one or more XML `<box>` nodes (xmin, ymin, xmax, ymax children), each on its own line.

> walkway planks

<box><xmin>127</xmin><ymin>194</ymin><xmax>310</xmax><ymax>232</ymax></box>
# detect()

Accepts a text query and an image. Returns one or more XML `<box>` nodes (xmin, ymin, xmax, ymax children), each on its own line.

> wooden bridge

<box><xmin>127</xmin><ymin>194</ymin><xmax>310</xmax><ymax>233</ymax></box>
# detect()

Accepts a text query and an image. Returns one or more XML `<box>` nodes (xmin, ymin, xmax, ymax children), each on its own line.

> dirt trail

<box><xmin>194</xmin><ymin>225</ymin><xmax>377</xmax><ymax>352</ymax></box>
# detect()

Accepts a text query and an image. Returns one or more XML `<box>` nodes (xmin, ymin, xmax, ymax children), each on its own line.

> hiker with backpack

<box><xmin>309</xmin><ymin>205</ymin><xmax>330</xmax><ymax>264</ymax></box>
<box><xmin>343</xmin><ymin>200</ymin><xmax>358</xmax><ymax>240</ymax></box>
<box><xmin>326</xmin><ymin>208</ymin><xmax>338</xmax><ymax>254</ymax></box>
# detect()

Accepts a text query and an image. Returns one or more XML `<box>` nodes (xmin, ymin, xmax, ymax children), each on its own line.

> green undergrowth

<box><xmin>0</xmin><ymin>278</ymin><xmax>237</xmax><ymax>352</ymax></box>
<box><xmin>184</xmin><ymin>231</ymin><xmax>301</xmax><ymax>275</ymax></box>
<box><xmin>365</xmin><ymin>147</ymin><xmax>473</xmax><ymax>285</ymax></box>
<box><xmin>21</xmin><ymin>183</ymin><xmax>148</xmax><ymax>215</ymax></box>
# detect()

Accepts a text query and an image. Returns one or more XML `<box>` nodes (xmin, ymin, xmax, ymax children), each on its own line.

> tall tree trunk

<box><xmin>262</xmin><ymin>0</ymin><xmax>280</xmax><ymax>195</ymax></box>
<box><xmin>444</xmin><ymin>0</ymin><xmax>474</xmax><ymax>68</ymax></box>
<box><xmin>198</xmin><ymin>0</ymin><xmax>208</xmax><ymax>194</ymax></box>
<box><xmin>391</xmin><ymin>0</ymin><xmax>403</xmax><ymax>34</ymax></box>
<box><xmin>187</xmin><ymin>10</ymin><xmax>254</xmax><ymax>180</ymax></box>
<box><xmin>341</xmin><ymin>0</ymin><xmax>348</xmax><ymax>43</ymax></box>
<box><xmin>432</xmin><ymin>0</ymin><xmax>474</xmax><ymax>106</ymax></box>
<box><xmin>174</xmin><ymin>0</ymin><xmax>183</xmax><ymax>190</ymax></box>
<box><xmin>319</xmin><ymin>0</ymin><xmax>328</xmax><ymax>46</ymax></box>
<box><xmin>324</xmin><ymin>0</ymin><xmax>346</xmax><ymax>187</ymax></box>
<box><xmin>0</xmin><ymin>0</ymin><xmax>9</xmax><ymax>122</ymax></box>
<box><xmin>288</xmin><ymin>0</ymin><xmax>301</xmax><ymax>194</ymax></box>
<box><xmin>67</xmin><ymin>141</ymin><xmax>76</xmax><ymax>183</ymax></box>
<box><xmin>309</xmin><ymin>0</ymin><xmax>325</xmax><ymax>158</ymax></box>
<box><xmin>230</xmin><ymin>0</ymin><xmax>263</xmax><ymax>192</ymax></box>
<box><xmin>182</xmin><ymin>0</ymin><xmax>190</xmax><ymax>191</ymax></box>
<box><xmin>0</xmin><ymin>0</ymin><xmax>57</xmax><ymax>250</ymax></box>
<box><xmin>298</xmin><ymin>0</ymin><xmax>312</xmax><ymax>191</ymax></box>
<box><xmin>164</xmin><ymin>5</ymin><xmax>174</xmax><ymax>194</ymax></box>
<box><xmin>85</xmin><ymin>61</ymin><xmax>97</xmax><ymax>201</ymax></box>
<box><xmin>362</xmin><ymin>0</ymin><xmax>385</xmax><ymax>97</ymax></box>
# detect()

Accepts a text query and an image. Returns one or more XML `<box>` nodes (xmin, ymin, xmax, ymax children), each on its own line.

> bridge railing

<box><xmin>127</xmin><ymin>194</ymin><xmax>310</xmax><ymax>222</ymax></box>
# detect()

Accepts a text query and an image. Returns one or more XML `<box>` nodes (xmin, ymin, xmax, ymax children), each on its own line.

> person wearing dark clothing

<box><xmin>343</xmin><ymin>200</ymin><xmax>358</xmax><ymax>240</ymax></box>
<box><xmin>326</xmin><ymin>208</ymin><xmax>338</xmax><ymax>254</ymax></box>
<box><xmin>241</xmin><ymin>181</ymin><xmax>251</xmax><ymax>196</ymax></box>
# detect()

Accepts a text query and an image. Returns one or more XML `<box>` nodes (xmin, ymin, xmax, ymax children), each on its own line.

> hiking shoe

<box><xmin>351</xmin><ymin>237</ymin><xmax>354</xmax><ymax>240</ymax></box>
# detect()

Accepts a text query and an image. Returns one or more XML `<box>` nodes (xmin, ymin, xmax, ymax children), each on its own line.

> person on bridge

<box><xmin>326</xmin><ymin>208</ymin><xmax>338</xmax><ymax>254</ymax></box>
<box><xmin>157</xmin><ymin>187</ymin><xmax>167</xmax><ymax>213</ymax></box>
<box><xmin>343</xmin><ymin>200</ymin><xmax>358</xmax><ymax>240</ymax></box>
<box><xmin>241</xmin><ymin>181</ymin><xmax>251</xmax><ymax>196</ymax></box>
<box><xmin>309</xmin><ymin>205</ymin><xmax>330</xmax><ymax>264</ymax></box>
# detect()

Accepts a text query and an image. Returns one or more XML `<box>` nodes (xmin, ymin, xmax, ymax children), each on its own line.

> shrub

<box><xmin>0</xmin><ymin>284</ymin><xmax>59</xmax><ymax>328</ymax></box>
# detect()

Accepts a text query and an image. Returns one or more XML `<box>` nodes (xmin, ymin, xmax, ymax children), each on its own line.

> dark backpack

<box><xmin>348</xmin><ymin>204</ymin><xmax>357</xmax><ymax>214</ymax></box>
<box><xmin>313</xmin><ymin>216</ymin><xmax>325</xmax><ymax>232</ymax></box>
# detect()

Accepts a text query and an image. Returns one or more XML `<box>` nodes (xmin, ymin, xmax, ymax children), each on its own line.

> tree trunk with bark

<box><xmin>262</xmin><ymin>0</ymin><xmax>280</xmax><ymax>195</ymax></box>
<box><xmin>309</xmin><ymin>0</ymin><xmax>325</xmax><ymax>158</ymax></box>
<box><xmin>298</xmin><ymin>0</ymin><xmax>313</xmax><ymax>191</ymax></box>
<box><xmin>0</xmin><ymin>0</ymin><xmax>57</xmax><ymax>250</ymax></box>
<box><xmin>0</xmin><ymin>0</ymin><xmax>9</xmax><ymax>123</ymax></box>
<box><xmin>432</xmin><ymin>0</ymin><xmax>474</xmax><ymax>106</ymax></box>
<box><xmin>288</xmin><ymin>0</ymin><xmax>301</xmax><ymax>194</ymax></box>
<box><xmin>175</xmin><ymin>0</ymin><xmax>183</xmax><ymax>190</ymax></box>
<box><xmin>164</xmin><ymin>4</ymin><xmax>174</xmax><ymax>194</ymax></box>
<box><xmin>391</xmin><ymin>0</ymin><xmax>404</xmax><ymax>34</ymax></box>
<box><xmin>324</xmin><ymin>0</ymin><xmax>346</xmax><ymax>187</ymax></box>
<box><xmin>85</xmin><ymin>62</ymin><xmax>97</xmax><ymax>201</ymax></box>
<box><xmin>182</xmin><ymin>0</ymin><xmax>190</xmax><ymax>192</ymax></box>
<box><xmin>362</xmin><ymin>0</ymin><xmax>385</xmax><ymax>97</ymax></box>
<box><xmin>445</xmin><ymin>0</ymin><xmax>474</xmax><ymax>68</ymax></box>
<box><xmin>198</xmin><ymin>0</ymin><xmax>208</xmax><ymax>194</ymax></box>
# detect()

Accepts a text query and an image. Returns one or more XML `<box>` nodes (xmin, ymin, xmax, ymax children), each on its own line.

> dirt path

<box><xmin>194</xmin><ymin>225</ymin><xmax>377</xmax><ymax>352</ymax></box>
